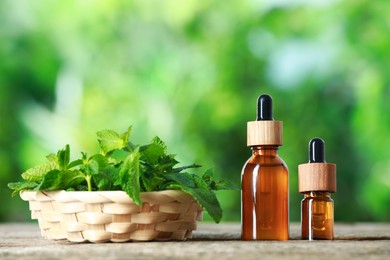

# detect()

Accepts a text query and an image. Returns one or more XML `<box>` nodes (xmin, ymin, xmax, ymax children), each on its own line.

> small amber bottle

<box><xmin>298</xmin><ymin>138</ymin><xmax>336</xmax><ymax>240</ymax></box>
<box><xmin>241</xmin><ymin>94</ymin><xmax>289</xmax><ymax>240</ymax></box>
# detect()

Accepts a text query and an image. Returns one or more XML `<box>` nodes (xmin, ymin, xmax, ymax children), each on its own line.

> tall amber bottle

<box><xmin>242</xmin><ymin>94</ymin><xmax>289</xmax><ymax>240</ymax></box>
<box><xmin>298</xmin><ymin>138</ymin><xmax>336</xmax><ymax>240</ymax></box>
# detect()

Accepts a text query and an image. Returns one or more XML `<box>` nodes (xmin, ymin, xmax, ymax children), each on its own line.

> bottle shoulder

<box><xmin>301</xmin><ymin>192</ymin><xmax>333</xmax><ymax>202</ymax></box>
<box><xmin>242</xmin><ymin>156</ymin><xmax>289</xmax><ymax>176</ymax></box>
<box><xmin>244</xmin><ymin>153</ymin><xmax>288</xmax><ymax>167</ymax></box>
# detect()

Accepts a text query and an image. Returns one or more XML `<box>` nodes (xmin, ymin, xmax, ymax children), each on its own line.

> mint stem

<box><xmin>86</xmin><ymin>175</ymin><xmax>92</xmax><ymax>191</ymax></box>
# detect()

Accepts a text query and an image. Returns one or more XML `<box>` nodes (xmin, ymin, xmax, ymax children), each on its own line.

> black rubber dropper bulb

<box><xmin>257</xmin><ymin>94</ymin><xmax>274</xmax><ymax>121</ymax></box>
<box><xmin>309</xmin><ymin>138</ymin><xmax>326</xmax><ymax>163</ymax></box>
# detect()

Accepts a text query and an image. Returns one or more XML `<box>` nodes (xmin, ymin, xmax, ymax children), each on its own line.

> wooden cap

<box><xmin>247</xmin><ymin>121</ymin><xmax>283</xmax><ymax>146</ymax></box>
<box><xmin>298</xmin><ymin>163</ymin><xmax>336</xmax><ymax>193</ymax></box>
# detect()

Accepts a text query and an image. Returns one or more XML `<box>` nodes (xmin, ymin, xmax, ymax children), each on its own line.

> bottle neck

<box><xmin>304</xmin><ymin>191</ymin><xmax>331</xmax><ymax>198</ymax></box>
<box><xmin>251</xmin><ymin>145</ymin><xmax>279</xmax><ymax>156</ymax></box>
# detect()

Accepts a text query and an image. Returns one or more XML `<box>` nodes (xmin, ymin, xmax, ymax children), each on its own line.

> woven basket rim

<box><xmin>20</xmin><ymin>189</ymin><xmax>196</xmax><ymax>204</ymax></box>
<box><xmin>21</xmin><ymin>189</ymin><xmax>186</xmax><ymax>194</ymax></box>
<box><xmin>20</xmin><ymin>189</ymin><xmax>189</xmax><ymax>195</ymax></box>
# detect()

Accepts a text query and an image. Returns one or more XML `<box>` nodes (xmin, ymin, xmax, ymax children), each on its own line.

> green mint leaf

<box><xmin>97</xmin><ymin>129</ymin><xmax>126</xmax><ymax>154</ymax></box>
<box><xmin>36</xmin><ymin>170</ymin><xmax>62</xmax><ymax>190</ymax></box>
<box><xmin>57</xmin><ymin>145</ymin><xmax>70</xmax><ymax>170</ymax></box>
<box><xmin>85</xmin><ymin>159</ymin><xmax>99</xmax><ymax>176</ymax></box>
<box><xmin>213</xmin><ymin>180</ymin><xmax>240</xmax><ymax>190</ymax></box>
<box><xmin>165</xmin><ymin>172</ymin><xmax>222</xmax><ymax>223</ymax></box>
<box><xmin>114</xmin><ymin>148</ymin><xmax>141</xmax><ymax>205</ymax></box>
<box><xmin>157</xmin><ymin>154</ymin><xmax>179</xmax><ymax>173</ymax></box>
<box><xmin>89</xmin><ymin>154</ymin><xmax>117</xmax><ymax>190</ymax></box>
<box><xmin>165</xmin><ymin>172</ymin><xmax>195</xmax><ymax>188</ymax></box>
<box><xmin>151</xmin><ymin>136</ymin><xmax>167</xmax><ymax>152</ymax></box>
<box><xmin>46</xmin><ymin>153</ymin><xmax>58</xmax><ymax>163</ymax></box>
<box><xmin>202</xmin><ymin>168</ymin><xmax>239</xmax><ymax>190</ymax></box>
<box><xmin>37</xmin><ymin>170</ymin><xmax>85</xmax><ymax>191</ymax></box>
<box><xmin>120</xmin><ymin>126</ymin><xmax>132</xmax><ymax>149</ymax></box>
<box><xmin>62</xmin><ymin>171</ymin><xmax>86</xmax><ymax>188</ymax></box>
<box><xmin>128</xmin><ymin>141</ymin><xmax>138</xmax><ymax>151</ymax></box>
<box><xmin>140</xmin><ymin>136</ymin><xmax>167</xmax><ymax>165</ymax></box>
<box><xmin>68</xmin><ymin>159</ymin><xmax>83</xmax><ymax>169</ymax></box>
<box><xmin>109</xmin><ymin>149</ymin><xmax>130</xmax><ymax>163</ymax></box>
<box><xmin>8</xmin><ymin>182</ymin><xmax>38</xmax><ymax>196</ymax></box>
<box><xmin>93</xmin><ymin>166</ymin><xmax>119</xmax><ymax>190</ymax></box>
<box><xmin>90</xmin><ymin>154</ymin><xmax>110</xmax><ymax>168</ymax></box>
<box><xmin>202</xmin><ymin>167</ymin><xmax>214</xmax><ymax>181</ymax></box>
<box><xmin>21</xmin><ymin>161</ymin><xmax>59</xmax><ymax>182</ymax></box>
<box><xmin>139</xmin><ymin>171</ymin><xmax>165</xmax><ymax>192</ymax></box>
<box><xmin>81</xmin><ymin>152</ymin><xmax>88</xmax><ymax>161</ymax></box>
<box><xmin>172</xmin><ymin>163</ymin><xmax>202</xmax><ymax>173</ymax></box>
<box><xmin>202</xmin><ymin>167</ymin><xmax>215</xmax><ymax>188</ymax></box>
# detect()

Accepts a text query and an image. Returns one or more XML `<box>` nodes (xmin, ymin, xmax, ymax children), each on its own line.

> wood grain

<box><xmin>298</xmin><ymin>163</ymin><xmax>337</xmax><ymax>193</ymax></box>
<box><xmin>247</xmin><ymin>121</ymin><xmax>283</xmax><ymax>146</ymax></box>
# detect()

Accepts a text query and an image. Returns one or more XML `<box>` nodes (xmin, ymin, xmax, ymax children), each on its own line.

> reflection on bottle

<box><xmin>312</xmin><ymin>200</ymin><xmax>326</xmax><ymax>231</ymax></box>
<box><xmin>258</xmin><ymin>170</ymin><xmax>273</xmax><ymax>230</ymax></box>
<box><xmin>259</xmin><ymin>192</ymin><xmax>272</xmax><ymax>230</ymax></box>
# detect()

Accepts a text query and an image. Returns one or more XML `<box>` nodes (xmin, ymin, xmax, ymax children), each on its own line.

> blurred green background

<box><xmin>1</xmin><ymin>0</ymin><xmax>390</xmax><ymax>222</ymax></box>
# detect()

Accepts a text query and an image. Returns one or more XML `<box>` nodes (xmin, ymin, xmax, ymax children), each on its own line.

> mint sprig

<box><xmin>8</xmin><ymin>126</ymin><xmax>237</xmax><ymax>223</ymax></box>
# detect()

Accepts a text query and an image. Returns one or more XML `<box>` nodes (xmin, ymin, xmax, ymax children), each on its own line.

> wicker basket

<box><xmin>20</xmin><ymin>190</ymin><xmax>203</xmax><ymax>243</ymax></box>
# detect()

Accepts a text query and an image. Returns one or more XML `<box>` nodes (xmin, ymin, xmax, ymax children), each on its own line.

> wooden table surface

<box><xmin>0</xmin><ymin>222</ymin><xmax>389</xmax><ymax>259</ymax></box>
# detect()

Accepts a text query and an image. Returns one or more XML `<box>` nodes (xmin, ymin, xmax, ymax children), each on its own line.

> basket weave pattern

<box><xmin>20</xmin><ymin>190</ymin><xmax>203</xmax><ymax>243</ymax></box>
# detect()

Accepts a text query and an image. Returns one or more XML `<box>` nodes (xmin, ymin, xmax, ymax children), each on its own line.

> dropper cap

<box><xmin>298</xmin><ymin>138</ymin><xmax>337</xmax><ymax>193</ymax></box>
<box><xmin>247</xmin><ymin>94</ymin><xmax>283</xmax><ymax>146</ymax></box>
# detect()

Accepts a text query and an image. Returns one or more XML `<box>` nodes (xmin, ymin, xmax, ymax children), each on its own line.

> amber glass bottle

<box><xmin>301</xmin><ymin>191</ymin><xmax>334</xmax><ymax>240</ymax></box>
<box><xmin>298</xmin><ymin>138</ymin><xmax>336</xmax><ymax>240</ymax></box>
<box><xmin>242</xmin><ymin>94</ymin><xmax>289</xmax><ymax>240</ymax></box>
